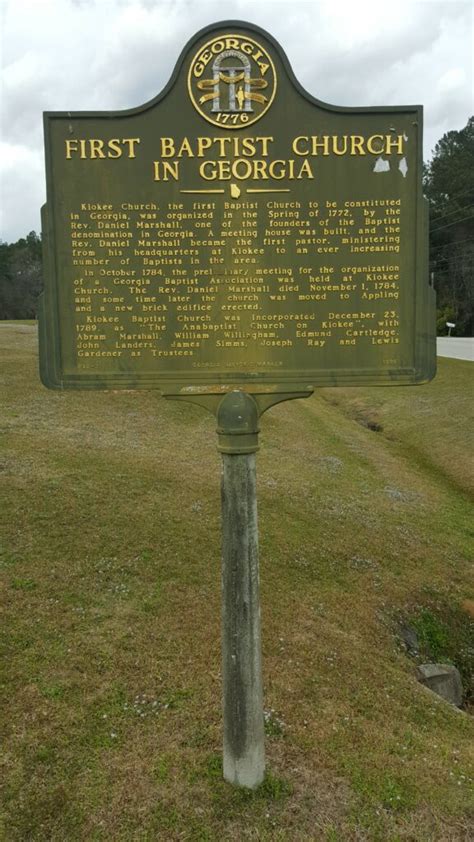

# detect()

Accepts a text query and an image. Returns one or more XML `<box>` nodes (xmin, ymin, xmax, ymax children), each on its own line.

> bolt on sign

<box><xmin>39</xmin><ymin>21</ymin><xmax>436</xmax><ymax>391</ymax></box>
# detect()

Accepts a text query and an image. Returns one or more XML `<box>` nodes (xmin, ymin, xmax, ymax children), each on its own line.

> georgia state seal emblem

<box><xmin>188</xmin><ymin>34</ymin><xmax>277</xmax><ymax>129</ymax></box>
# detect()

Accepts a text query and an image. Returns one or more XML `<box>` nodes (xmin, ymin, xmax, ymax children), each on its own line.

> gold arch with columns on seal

<box><xmin>187</xmin><ymin>34</ymin><xmax>277</xmax><ymax>129</ymax></box>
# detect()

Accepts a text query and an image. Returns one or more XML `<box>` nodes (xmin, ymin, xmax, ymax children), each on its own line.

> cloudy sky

<box><xmin>1</xmin><ymin>0</ymin><xmax>472</xmax><ymax>242</ymax></box>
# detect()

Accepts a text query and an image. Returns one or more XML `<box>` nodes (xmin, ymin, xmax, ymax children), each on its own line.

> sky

<box><xmin>0</xmin><ymin>0</ymin><xmax>472</xmax><ymax>243</ymax></box>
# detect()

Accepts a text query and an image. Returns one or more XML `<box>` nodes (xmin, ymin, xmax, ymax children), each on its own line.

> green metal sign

<box><xmin>39</xmin><ymin>20</ymin><xmax>436</xmax><ymax>392</ymax></box>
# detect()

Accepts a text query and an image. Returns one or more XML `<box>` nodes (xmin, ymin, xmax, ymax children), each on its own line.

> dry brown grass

<box><xmin>1</xmin><ymin>323</ymin><xmax>473</xmax><ymax>841</ymax></box>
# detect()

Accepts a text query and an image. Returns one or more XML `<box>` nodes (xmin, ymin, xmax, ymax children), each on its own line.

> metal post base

<box><xmin>221</xmin><ymin>449</ymin><xmax>265</xmax><ymax>788</ymax></box>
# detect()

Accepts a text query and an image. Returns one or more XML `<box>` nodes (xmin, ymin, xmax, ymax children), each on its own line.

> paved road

<box><xmin>437</xmin><ymin>337</ymin><xmax>474</xmax><ymax>361</ymax></box>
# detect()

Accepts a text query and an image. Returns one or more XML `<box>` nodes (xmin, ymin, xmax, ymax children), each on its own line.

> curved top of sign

<box><xmin>44</xmin><ymin>20</ymin><xmax>422</xmax><ymax>122</ymax></box>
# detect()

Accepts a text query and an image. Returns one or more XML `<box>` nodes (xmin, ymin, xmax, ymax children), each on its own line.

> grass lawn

<box><xmin>1</xmin><ymin>324</ymin><xmax>473</xmax><ymax>841</ymax></box>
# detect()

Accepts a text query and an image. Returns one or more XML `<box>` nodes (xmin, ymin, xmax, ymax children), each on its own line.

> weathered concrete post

<box><xmin>216</xmin><ymin>390</ymin><xmax>265</xmax><ymax>788</ymax></box>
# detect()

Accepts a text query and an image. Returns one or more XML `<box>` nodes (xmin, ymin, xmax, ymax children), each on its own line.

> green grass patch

<box><xmin>10</xmin><ymin>577</ymin><xmax>37</xmax><ymax>591</ymax></box>
<box><xmin>396</xmin><ymin>592</ymin><xmax>474</xmax><ymax>704</ymax></box>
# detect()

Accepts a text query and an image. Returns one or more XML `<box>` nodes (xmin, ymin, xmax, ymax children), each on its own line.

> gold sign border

<box><xmin>187</xmin><ymin>33</ymin><xmax>277</xmax><ymax>129</ymax></box>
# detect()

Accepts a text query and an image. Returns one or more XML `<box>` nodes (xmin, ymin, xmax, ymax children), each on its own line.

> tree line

<box><xmin>1</xmin><ymin>118</ymin><xmax>473</xmax><ymax>334</ymax></box>
<box><xmin>0</xmin><ymin>231</ymin><xmax>43</xmax><ymax>320</ymax></box>
<box><xmin>423</xmin><ymin>116</ymin><xmax>473</xmax><ymax>336</ymax></box>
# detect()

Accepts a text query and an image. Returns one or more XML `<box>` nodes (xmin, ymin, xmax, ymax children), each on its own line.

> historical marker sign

<box><xmin>39</xmin><ymin>21</ymin><xmax>435</xmax><ymax>390</ymax></box>
<box><xmin>38</xmin><ymin>21</ymin><xmax>438</xmax><ymax>790</ymax></box>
